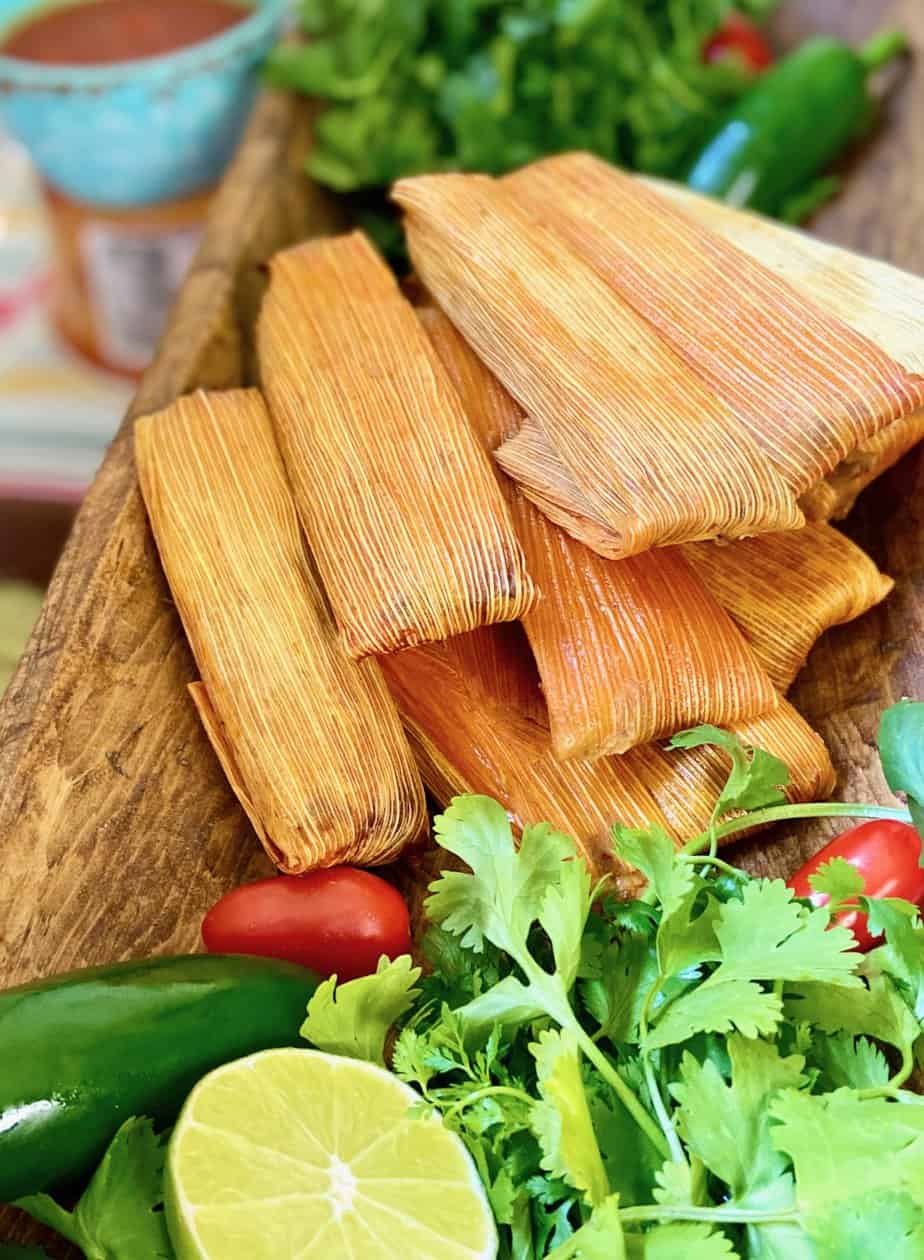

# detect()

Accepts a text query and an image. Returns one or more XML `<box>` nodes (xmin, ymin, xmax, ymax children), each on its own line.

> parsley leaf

<box><xmin>808</xmin><ymin>857</ymin><xmax>866</xmax><ymax>902</ymax></box>
<box><xmin>16</xmin><ymin>1118</ymin><xmax>173</xmax><ymax>1260</ymax></box>
<box><xmin>545</xmin><ymin>1195</ymin><xmax>625</xmax><ymax>1259</ymax></box>
<box><xmin>300</xmin><ymin>954</ymin><xmax>421</xmax><ymax>1065</ymax></box>
<box><xmin>878</xmin><ymin>699</ymin><xmax>924</xmax><ymax>841</ymax></box>
<box><xmin>669</xmin><ymin>725</ymin><xmax>789</xmax><ymax>817</ymax></box>
<box><xmin>531</xmin><ymin>1029</ymin><xmax>610</xmax><ymax>1207</ymax></box>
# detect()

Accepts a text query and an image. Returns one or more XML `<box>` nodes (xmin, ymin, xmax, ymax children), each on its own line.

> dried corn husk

<box><xmin>257</xmin><ymin>231</ymin><xmax>537</xmax><ymax>658</ymax></box>
<box><xmin>683</xmin><ymin>525</ymin><xmax>893</xmax><ymax>691</ymax></box>
<box><xmin>381</xmin><ymin>623</ymin><xmax>833</xmax><ymax>894</ymax></box>
<box><xmin>423</xmin><ymin>307</ymin><xmax>778</xmax><ymax>759</ymax></box>
<box><xmin>507</xmin><ymin>154</ymin><xmax>924</xmax><ymax>495</ymax></box>
<box><xmin>381</xmin><ymin>624</ymin><xmax>674</xmax><ymax>895</ymax></box>
<box><xmin>493</xmin><ymin>417</ymin><xmax>629</xmax><ymax>557</ymax></box>
<box><xmin>395</xmin><ymin>173</ymin><xmax>802</xmax><ymax>557</ymax></box>
<box><xmin>135</xmin><ymin>388</ymin><xmax>426</xmax><ymax>872</ymax></box>
<box><xmin>646</xmin><ymin>177</ymin><xmax>924</xmax><ymax>519</ymax></box>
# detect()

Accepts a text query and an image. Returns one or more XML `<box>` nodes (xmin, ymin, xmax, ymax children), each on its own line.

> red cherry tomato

<box><xmin>788</xmin><ymin>820</ymin><xmax>924</xmax><ymax>951</ymax></box>
<box><xmin>703</xmin><ymin>13</ymin><xmax>774</xmax><ymax>72</ymax></box>
<box><xmin>202</xmin><ymin>868</ymin><xmax>412</xmax><ymax>981</ymax></box>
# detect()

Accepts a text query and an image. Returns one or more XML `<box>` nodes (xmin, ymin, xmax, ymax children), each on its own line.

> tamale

<box><xmin>683</xmin><ymin>525</ymin><xmax>894</xmax><ymax>691</ymax></box>
<box><xmin>645</xmin><ymin>177</ymin><xmax>924</xmax><ymax>518</ymax></box>
<box><xmin>423</xmin><ymin>307</ymin><xmax>778</xmax><ymax>760</ymax></box>
<box><xmin>381</xmin><ymin>623</ymin><xmax>677</xmax><ymax>896</ymax></box>
<box><xmin>394</xmin><ymin>173</ymin><xmax>802</xmax><ymax>558</ymax></box>
<box><xmin>135</xmin><ymin>388</ymin><xmax>427</xmax><ymax>872</ymax></box>
<box><xmin>506</xmin><ymin>153</ymin><xmax>924</xmax><ymax>496</ymax></box>
<box><xmin>257</xmin><ymin>230</ymin><xmax>537</xmax><ymax>659</ymax></box>
<box><xmin>381</xmin><ymin>623</ymin><xmax>834</xmax><ymax>895</ymax></box>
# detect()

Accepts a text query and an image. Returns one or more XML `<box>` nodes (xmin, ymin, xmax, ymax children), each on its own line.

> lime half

<box><xmin>166</xmin><ymin>1047</ymin><xmax>498</xmax><ymax>1260</ymax></box>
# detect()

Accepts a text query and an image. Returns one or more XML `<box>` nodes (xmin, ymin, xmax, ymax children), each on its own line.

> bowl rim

<box><xmin>0</xmin><ymin>0</ymin><xmax>287</xmax><ymax>91</ymax></box>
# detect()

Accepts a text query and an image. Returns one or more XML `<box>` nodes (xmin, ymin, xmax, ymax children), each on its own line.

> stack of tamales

<box><xmin>134</xmin><ymin>154</ymin><xmax>923</xmax><ymax>889</ymax></box>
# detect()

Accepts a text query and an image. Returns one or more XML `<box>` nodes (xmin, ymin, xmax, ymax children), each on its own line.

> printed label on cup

<box><xmin>80</xmin><ymin>222</ymin><xmax>203</xmax><ymax>372</ymax></box>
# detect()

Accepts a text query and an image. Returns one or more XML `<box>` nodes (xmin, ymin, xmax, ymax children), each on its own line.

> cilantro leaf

<box><xmin>591</xmin><ymin>1087</ymin><xmax>663</xmax><ymax>1210</ymax></box>
<box><xmin>646</xmin><ymin>880</ymin><xmax>859</xmax><ymax>1050</ymax></box>
<box><xmin>708</xmin><ymin>879</ymin><xmax>861</xmax><ymax>987</ymax></box>
<box><xmin>645</xmin><ymin>979</ymin><xmax>782</xmax><ymax>1050</ymax></box>
<box><xmin>536</xmin><ymin>827</ymin><xmax>595</xmax><ymax>990</ymax></box>
<box><xmin>771</xmin><ymin>1089</ymin><xmax>924</xmax><ymax>1218</ymax></box>
<box><xmin>878</xmin><ymin>700</ymin><xmax>924</xmax><ymax>841</ymax></box>
<box><xmin>611</xmin><ymin>823</ymin><xmax>691</xmax><ymax>914</ymax></box>
<box><xmin>0</xmin><ymin>1250</ymin><xmax>52</xmax><ymax>1258</ymax></box>
<box><xmin>655</xmin><ymin>879</ymin><xmax>723</xmax><ymax>978</ymax></box>
<box><xmin>808</xmin><ymin>857</ymin><xmax>865</xmax><ymax>902</ymax></box>
<box><xmin>530</xmin><ymin>1029</ymin><xmax>609</xmax><ymax>1207</ymax></box>
<box><xmin>300</xmin><ymin>954</ymin><xmax>421</xmax><ymax>1065</ymax></box>
<box><xmin>784</xmin><ymin>973</ymin><xmax>919</xmax><ymax>1063</ymax></box>
<box><xmin>810</xmin><ymin>1188</ymin><xmax>924</xmax><ymax>1260</ymax></box>
<box><xmin>669</xmin><ymin>725</ymin><xmax>789</xmax><ymax>817</ymax></box>
<box><xmin>453</xmin><ymin>973</ymin><xmax>545</xmax><ymax>1034</ymax></box>
<box><xmin>865</xmin><ymin>898</ymin><xmax>924</xmax><ymax>1020</ymax></box>
<box><xmin>625</xmin><ymin>1222</ymin><xmax>739</xmax><ymax>1258</ymax></box>
<box><xmin>16</xmin><ymin>1118</ymin><xmax>173</xmax><ymax>1260</ymax></box>
<box><xmin>653</xmin><ymin>1159</ymin><xmax>696</xmax><ymax>1208</ymax></box>
<box><xmin>580</xmin><ymin>933</ymin><xmax>659</xmax><ymax>1046</ymax></box>
<box><xmin>428</xmin><ymin>796</ymin><xmax>578</xmax><ymax>958</ymax></box>
<box><xmin>546</xmin><ymin>1195</ymin><xmax>625</xmax><ymax>1260</ymax></box>
<box><xmin>672</xmin><ymin>1037</ymin><xmax>805</xmax><ymax>1199</ymax></box>
<box><xmin>808</xmin><ymin>1033</ymin><xmax>891</xmax><ymax>1091</ymax></box>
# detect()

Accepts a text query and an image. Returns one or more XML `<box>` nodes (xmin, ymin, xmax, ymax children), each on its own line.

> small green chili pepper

<box><xmin>684</xmin><ymin>29</ymin><xmax>908</xmax><ymax>217</ymax></box>
<box><xmin>0</xmin><ymin>954</ymin><xmax>318</xmax><ymax>1202</ymax></box>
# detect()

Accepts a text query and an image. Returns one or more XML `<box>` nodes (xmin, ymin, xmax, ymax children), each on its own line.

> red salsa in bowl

<box><xmin>2</xmin><ymin>0</ymin><xmax>248</xmax><ymax>65</ymax></box>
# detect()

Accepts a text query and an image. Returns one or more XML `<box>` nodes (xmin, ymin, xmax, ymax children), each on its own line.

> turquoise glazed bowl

<box><xmin>0</xmin><ymin>0</ymin><xmax>286</xmax><ymax>207</ymax></box>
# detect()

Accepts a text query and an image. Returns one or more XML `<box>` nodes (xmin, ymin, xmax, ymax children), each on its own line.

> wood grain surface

<box><xmin>0</xmin><ymin>0</ymin><xmax>922</xmax><ymax>1247</ymax></box>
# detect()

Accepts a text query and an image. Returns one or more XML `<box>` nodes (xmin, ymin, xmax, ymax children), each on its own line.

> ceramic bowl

<box><xmin>0</xmin><ymin>0</ymin><xmax>287</xmax><ymax>206</ymax></box>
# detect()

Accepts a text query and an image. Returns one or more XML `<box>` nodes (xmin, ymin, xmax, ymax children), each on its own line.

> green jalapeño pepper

<box><xmin>684</xmin><ymin>30</ymin><xmax>908</xmax><ymax>216</ymax></box>
<box><xmin>0</xmin><ymin>954</ymin><xmax>318</xmax><ymax>1203</ymax></box>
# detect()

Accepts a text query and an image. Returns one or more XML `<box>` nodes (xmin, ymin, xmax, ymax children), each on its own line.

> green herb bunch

<box><xmin>267</xmin><ymin>0</ymin><xmax>780</xmax><ymax>252</ymax></box>
<box><xmin>302</xmin><ymin>700</ymin><xmax>924</xmax><ymax>1258</ymax></box>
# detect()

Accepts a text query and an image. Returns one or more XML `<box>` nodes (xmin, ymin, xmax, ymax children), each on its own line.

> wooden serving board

<box><xmin>0</xmin><ymin>0</ymin><xmax>923</xmax><ymax>1247</ymax></box>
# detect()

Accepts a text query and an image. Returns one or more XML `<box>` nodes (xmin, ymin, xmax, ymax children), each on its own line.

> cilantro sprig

<box><xmin>19</xmin><ymin>701</ymin><xmax>924</xmax><ymax>1260</ymax></box>
<box><xmin>293</xmin><ymin>699</ymin><xmax>924</xmax><ymax>1257</ymax></box>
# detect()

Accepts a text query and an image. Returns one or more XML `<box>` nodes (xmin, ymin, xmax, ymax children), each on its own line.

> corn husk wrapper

<box><xmin>381</xmin><ymin>623</ymin><xmax>834</xmax><ymax>895</ymax></box>
<box><xmin>135</xmin><ymin>388</ymin><xmax>426</xmax><ymax>872</ymax></box>
<box><xmin>648</xmin><ymin>177</ymin><xmax>924</xmax><ymax>519</ymax></box>
<box><xmin>257</xmin><ymin>231</ymin><xmax>537</xmax><ymax>659</ymax></box>
<box><xmin>423</xmin><ymin>307</ymin><xmax>778</xmax><ymax>759</ymax></box>
<box><xmin>683</xmin><ymin>524</ymin><xmax>894</xmax><ymax>691</ymax></box>
<box><xmin>507</xmin><ymin>154</ymin><xmax>924</xmax><ymax>496</ymax></box>
<box><xmin>395</xmin><ymin>173</ymin><xmax>802</xmax><ymax>557</ymax></box>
